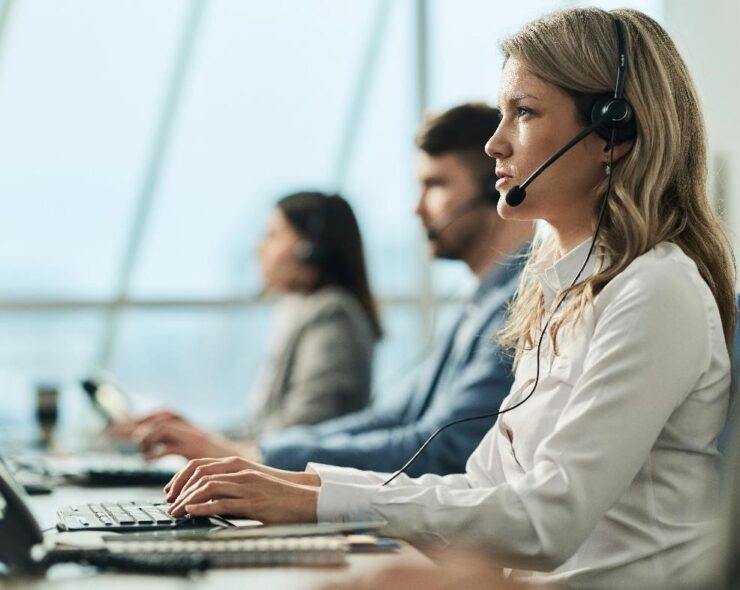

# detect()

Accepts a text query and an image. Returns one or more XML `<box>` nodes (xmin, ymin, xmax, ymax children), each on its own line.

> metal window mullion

<box><xmin>97</xmin><ymin>0</ymin><xmax>207</xmax><ymax>368</ymax></box>
<box><xmin>413</xmin><ymin>0</ymin><xmax>435</xmax><ymax>345</ymax></box>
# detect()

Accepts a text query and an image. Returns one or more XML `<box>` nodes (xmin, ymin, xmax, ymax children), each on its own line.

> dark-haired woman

<box><xmin>109</xmin><ymin>192</ymin><xmax>381</xmax><ymax>460</ymax></box>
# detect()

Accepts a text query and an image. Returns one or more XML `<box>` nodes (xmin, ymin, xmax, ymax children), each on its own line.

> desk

<box><xmin>7</xmin><ymin>483</ymin><xmax>429</xmax><ymax>589</ymax></box>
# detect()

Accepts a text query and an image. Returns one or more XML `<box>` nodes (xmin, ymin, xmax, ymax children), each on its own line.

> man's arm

<box><xmin>261</xmin><ymin>340</ymin><xmax>514</xmax><ymax>475</ymax></box>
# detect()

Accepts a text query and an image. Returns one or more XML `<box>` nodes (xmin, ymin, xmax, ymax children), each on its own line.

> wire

<box><xmin>381</xmin><ymin>132</ymin><xmax>618</xmax><ymax>487</ymax></box>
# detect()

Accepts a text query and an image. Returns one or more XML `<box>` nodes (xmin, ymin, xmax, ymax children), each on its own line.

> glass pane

<box><xmin>0</xmin><ymin>0</ymin><xmax>184</xmax><ymax>298</ymax></box>
<box><xmin>109</xmin><ymin>304</ymin><xmax>274</xmax><ymax>431</ymax></box>
<box><xmin>0</xmin><ymin>0</ymin><xmax>667</xmax><ymax>445</ymax></box>
<box><xmin>341</xmin><ymin>0</ymin><xmax>421</xmax><ymax>297</ymax></box>
<box><xmin>130</xmin><ymin>0</ymin><xmax>385</xmax><ymax>298</ymax></box>
<box><xmin>0</xmin><ymin>311</ymin><xmax>104</xmax><ymax>448</ymax></box>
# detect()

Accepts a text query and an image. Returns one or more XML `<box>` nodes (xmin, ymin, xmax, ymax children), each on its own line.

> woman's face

<box><xmin>486</xmin><ymin>58</ymin><xmax>608</xmax><ymax>237</ymax></box>
<box><xmin>257</xmin><ymin>209</ymin><xmax>314</xmax><ymax>293</ymax></box>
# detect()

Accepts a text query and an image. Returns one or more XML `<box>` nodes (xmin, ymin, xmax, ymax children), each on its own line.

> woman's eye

<box><xmin>516</xmin><ymin>107</ymin><xmax>531</xmax><ymax>117</ymax></box>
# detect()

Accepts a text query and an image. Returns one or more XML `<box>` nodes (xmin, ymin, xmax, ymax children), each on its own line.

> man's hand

<box><xmin>104</xmin><ymin>409</ymin><xmax>182</xmax><ymax>440</ymax></box>
<box><xmin>134</xmin><ymin>419</ymin><xmax>242</xmax><ymax>461</ymax></box>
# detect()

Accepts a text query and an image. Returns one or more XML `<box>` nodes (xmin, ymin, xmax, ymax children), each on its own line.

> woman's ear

<box><xmin>601</xmin><ymin>138</ymin><xmax>633</xmax><ymax>164</ymax></box>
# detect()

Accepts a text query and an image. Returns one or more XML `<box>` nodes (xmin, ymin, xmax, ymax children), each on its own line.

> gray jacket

<box><xmin>244</xmin><ymin>286</ymin><xmax>375</xmax><ymax>438</ymax></box>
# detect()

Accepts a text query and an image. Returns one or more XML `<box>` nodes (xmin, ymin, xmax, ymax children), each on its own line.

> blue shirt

<box><xmin>258</xmin><ymin>248</ymin><xmax>527</xmax><ymax>476</ymax></box>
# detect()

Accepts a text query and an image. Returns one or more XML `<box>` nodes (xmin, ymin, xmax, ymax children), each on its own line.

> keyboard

<box><xmin>57</xmin><ymin>500</ymin><xmax>217</xmax><ymax>532</ymax></box>
<box><xmin>11</xmin><ymin>454</ymin><xmax>177</xmax><ymax>487</ymax></box>
<box><xmin>69</xmin><ymin>466</ymin><xmax>176</xmax><ymax>487</ymax></box>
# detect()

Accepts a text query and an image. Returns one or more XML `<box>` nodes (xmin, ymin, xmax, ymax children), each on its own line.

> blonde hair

<box><xmin>497</xmin><ymin>8</ymin><xmax>737</xmax><ymax>364</ymax></box>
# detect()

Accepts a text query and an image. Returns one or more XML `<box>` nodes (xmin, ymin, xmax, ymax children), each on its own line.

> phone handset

<box><xmin>0</xmin><ymin>461</ymin><xmax>46</xmax><ymax>574</ymax></box>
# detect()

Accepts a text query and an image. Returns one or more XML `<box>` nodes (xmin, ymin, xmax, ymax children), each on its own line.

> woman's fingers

<box><xmin>170</xmin><ymin>480</ymin><xmax>246</xmax><ymax>517</ymax></box>
<box><xmin>169</xmin><ymin>473</ymin><xmax>257</xmax><ymax>516</ymax></box>
<box><xmin>173</xmin><ymin>459</ymin><xmax>248</xmax><ymax>499</ymax></box>
<box><xmin>164</xmin><ymin>458</ymin><xmax>217</xmax><ymax>496</ymax></box>
<box><xmin>165</xmin><ymin>457</ymin><xmax>248</xmax><ymax>501</ymax></box>
<box><xmin>168</xmin><ymin>470</ymin><xmax>320</xmax><ymax>524</ymax></box>
<box><xmin>185</xmin><ymin>498</ymin><xmax>249</xmax><ymax>518</ymax></box>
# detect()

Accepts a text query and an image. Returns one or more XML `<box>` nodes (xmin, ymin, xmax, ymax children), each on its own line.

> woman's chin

<box><xmin>497</xmin><ymin>198</ymin><xmax>531</xmax><ymax>221</ymax></box>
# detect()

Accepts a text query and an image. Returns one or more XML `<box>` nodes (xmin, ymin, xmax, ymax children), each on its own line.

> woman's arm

<box><xmin>308</xmin><ymin>263</ymin><xmax>727</xmax><ymax>569</ymax></box>
<box><xmin>164</xmin><ymin>456</ymin><xmax>320</xmax><ymax>503</ymax></box>
<box><xmin>167</xmin><ymin>465</ymin><xmax>321</xmax><ymax>524</ymax></box>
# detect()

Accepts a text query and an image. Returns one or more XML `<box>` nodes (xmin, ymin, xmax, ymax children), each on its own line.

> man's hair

<box><xmin>415</xmin><ymin>102</ymin><xmax>501</xmax><ymax>187</ymax></box>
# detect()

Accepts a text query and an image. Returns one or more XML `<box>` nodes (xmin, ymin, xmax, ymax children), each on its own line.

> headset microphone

<box><xmin>426</xmin><ymin>196</ymin><xmax>486</xmax><ymax>240</ymax></box>
<box><xmin>506</xmin><ymin>17</ymin><xmax>635</xmax><ymax>208</ymax></box>
<box><xmin>382</xmin><ymin>16</ymin><xmax>636</xmax><ymax>487</ymax></box>
<box><xmin>505</xmin><ymin>103</ymin><xmax>626</xmax><ymax>207</ymax></box>
<box><xmin>425</xmin><ymin>176</ymin><xmax>499</xmax><ymax>240</ymax></box>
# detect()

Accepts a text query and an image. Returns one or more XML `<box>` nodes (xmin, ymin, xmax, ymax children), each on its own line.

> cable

<box><xmin>382</xmin><ymin>133</ymin><xmax>618</xmax><ymax>487</ymax></box>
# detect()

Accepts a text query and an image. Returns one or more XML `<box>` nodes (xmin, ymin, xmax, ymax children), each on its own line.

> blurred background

<box><xmin>0</xmin><ymin>0</ymin><xmax>736</xmax><ymax>445</ymax></box>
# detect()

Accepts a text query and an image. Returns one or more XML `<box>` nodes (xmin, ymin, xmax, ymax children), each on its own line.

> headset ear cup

<box><xmin>590</xmin><ymin>95</ymin><xmax>637</xmax><ymax>143</ymax></box>
<box><xmin>294</xmin><ymin>239</ymin><xmax>316</xmax><ymax>264</ymax></box>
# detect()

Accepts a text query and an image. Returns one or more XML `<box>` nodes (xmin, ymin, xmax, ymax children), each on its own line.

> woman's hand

<box><xmin>164</xmin><ymin>456</ymin><xmax>320</xmax><ymax>503</ymax></box>
<box><xmin>133</xmin><ymin>419</ymin><xmax>242</xmax><ymax>461</ymax></box>
<box><xmin>166</xmin><ymin>466</ymin><xmax>319</xmax><ymax>524</ymax></box>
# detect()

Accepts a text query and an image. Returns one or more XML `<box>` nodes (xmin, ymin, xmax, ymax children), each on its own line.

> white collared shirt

<box><xmin>308</xmin><ymin>240</ymin><xmax>731</xmax><ymax>589</ymax></box>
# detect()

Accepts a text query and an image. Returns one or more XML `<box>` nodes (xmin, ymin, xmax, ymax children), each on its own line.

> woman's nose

<box><xmin>485</xmin><ymin>124</ymin><xmax>511</xmax><ymax>161</ymax></box>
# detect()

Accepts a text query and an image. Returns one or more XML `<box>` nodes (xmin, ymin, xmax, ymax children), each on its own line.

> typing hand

<box><xmin>134</xmin><ymin>419</ymin><xmax>240</xmax><ymax>461</ymax></box>
<box><xmin>164</xmin><ymin>457</ymin><xmax>266</xmax><ymax>502</ymax></box>
<box><xmin>104</xmin><ymin>409</ymin><xmax>182</xmax><ymax>440</ymax></box>
<box><xmin>166</xmin><ymin>467</ymin><xmax>319</xmax><ymax>524</ymax></box>
<box><xmin>164</xmin><ymin>457</ymin><xmax>321</xmax><ymax>503</ymax></box>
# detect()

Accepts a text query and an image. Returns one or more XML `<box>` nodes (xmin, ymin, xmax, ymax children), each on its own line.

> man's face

<box><xmin>415</xmin><ymin>152</ymin><xmax>488</xmax><ymax>260</ymax></box>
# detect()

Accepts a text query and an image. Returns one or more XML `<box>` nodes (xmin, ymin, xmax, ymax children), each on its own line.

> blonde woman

<box><xmin>162</xmin><ymin>8</ymin><xmax>735</xmax><ymax>588</ymax></box>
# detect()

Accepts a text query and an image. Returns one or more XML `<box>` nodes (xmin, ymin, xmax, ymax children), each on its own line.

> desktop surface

<box><xmin>6</xmin><ymin>482</ymin><xmax>428</xmax><ymax>589</ymax></box>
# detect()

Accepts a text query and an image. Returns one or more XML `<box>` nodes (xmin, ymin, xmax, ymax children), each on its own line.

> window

<box><xmin>0</xmin><ymin>0</ymin><xmax>663</xmax><ymax>440</ymax></box>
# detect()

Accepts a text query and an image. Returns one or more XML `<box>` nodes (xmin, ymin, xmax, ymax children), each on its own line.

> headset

<box><xmin>294</xmin><ymin>194</ymin><xmax>333</xmax><ymax>265</ymax></box>
<box><xmin>383</xmin><ymin>15</ymin><xmax>636</xmax><ymax>486</ymax></box>
<box><xmin>505</xmin><ymin>17</ymin><xmax>635</xmax><ymax>208</ymax></box>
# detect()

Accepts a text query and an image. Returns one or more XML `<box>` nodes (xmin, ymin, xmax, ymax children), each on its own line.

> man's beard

<box><xmin>428</xmin><ymin>229</ymin><xmax>476</xmax><ymax>261</ymax></box>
